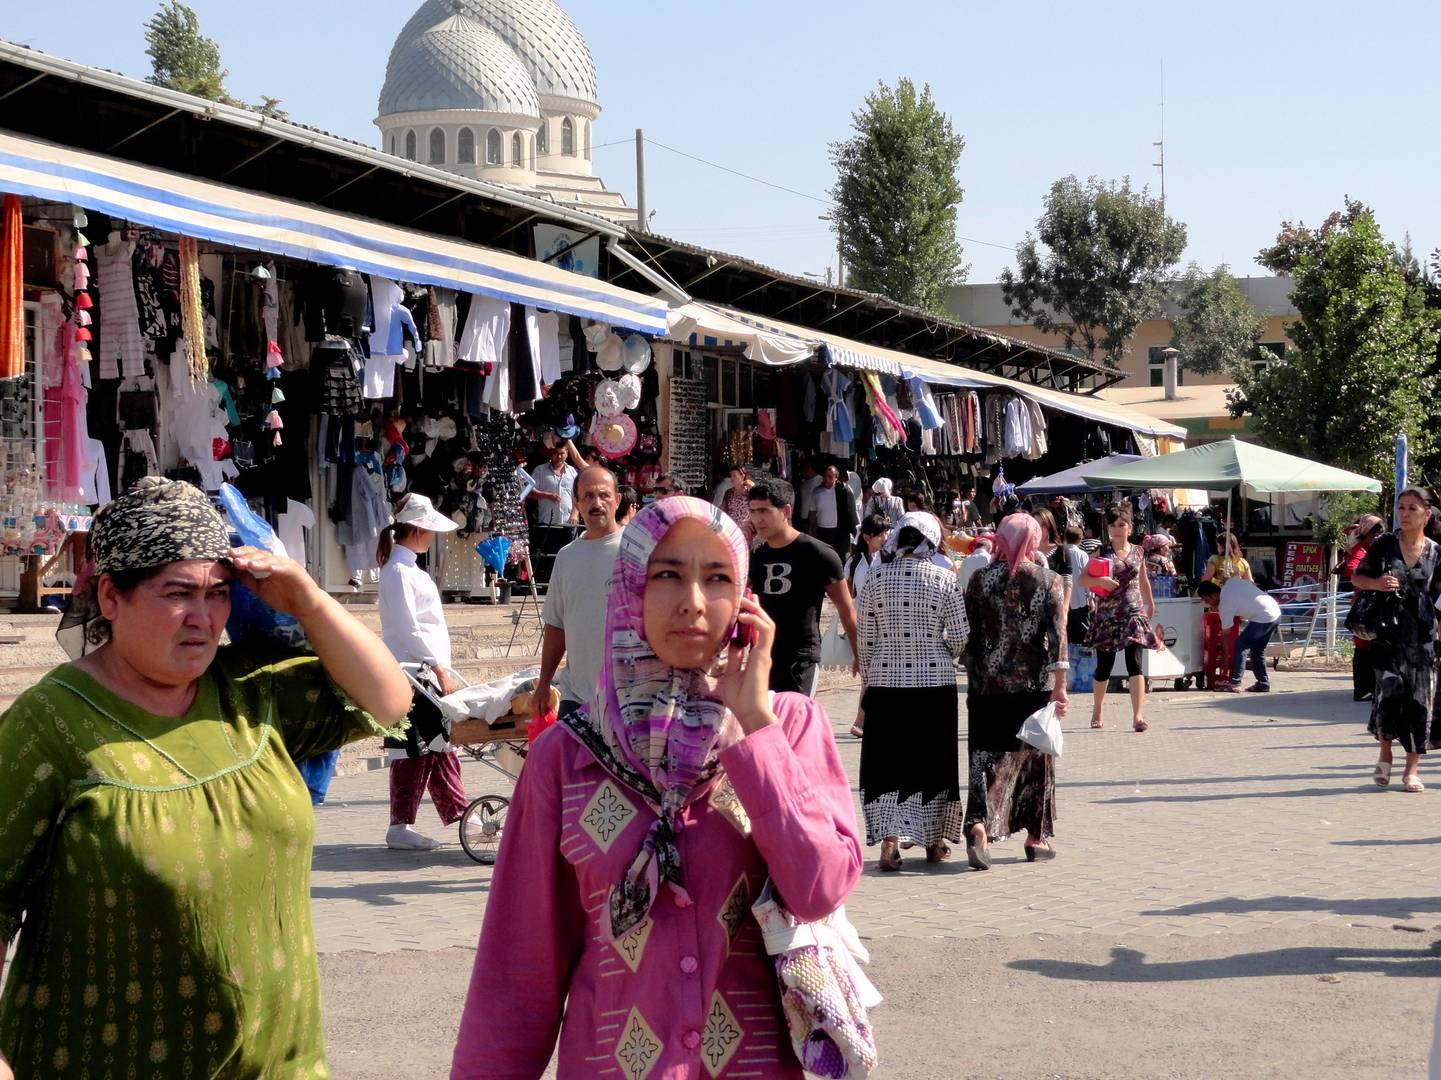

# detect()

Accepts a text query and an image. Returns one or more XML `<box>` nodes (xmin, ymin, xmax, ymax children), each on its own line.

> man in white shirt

<box><xmin>1205</xmin><ymin>577</ymin><xmax>1282</xmax><ymax>692</ymax></box>
<box><xmin>807</xmin><ymin>465</ymin><xmax>859</xmax><ymax>562</ymax></box>
<box><xmin>958</xmin><ymin>537</ymin><xmax>993</xmax><ymax>589</ymax></box>
<box><xmin>529</xmin><ymin>444</ymin><xmax>578</xmax><ymax>526</ymax></box>
<box><xmin>535</xmin><ymin>465</ymin><xmax>622</xmax><ymax>714</ymax></box>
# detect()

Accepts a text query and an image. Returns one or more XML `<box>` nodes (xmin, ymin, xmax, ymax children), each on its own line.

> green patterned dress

<box><xmin>0</xmin><ymin>648</ymin><xmax>398</xmax><ymax>1078</ymax></box>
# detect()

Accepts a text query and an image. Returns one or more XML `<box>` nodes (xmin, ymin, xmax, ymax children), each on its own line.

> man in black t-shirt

<box><xmin>748</xmin><ymin>478</ymin><xmax>860</xmax><ymax>696</ymax></box>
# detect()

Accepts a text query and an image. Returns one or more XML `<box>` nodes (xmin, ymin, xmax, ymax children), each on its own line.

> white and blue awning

<box><xmin>0</xmin><ymin>130</ymin><xmax>670</xmax><ymax>334</ymax></box>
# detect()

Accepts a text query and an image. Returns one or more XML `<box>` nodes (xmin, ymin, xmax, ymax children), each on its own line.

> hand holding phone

<box><xmin>730</xmin><ymin>588</ymin><xmax>759</xmax><ymax>649</ymax></box>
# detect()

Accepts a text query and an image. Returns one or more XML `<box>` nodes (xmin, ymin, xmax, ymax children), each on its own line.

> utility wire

<box><xmin>641</xmin><ymin>136</ymin><xmax>1018</xmax><ymax>254</ymax></box>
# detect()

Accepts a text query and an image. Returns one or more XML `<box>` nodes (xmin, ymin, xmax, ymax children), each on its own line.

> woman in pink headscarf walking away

<box><xmin>451</xmin><ymin>496</ymin><xmax>863</xmax><ymax>1079</ymax></box>
<box><xmin>962</xmin><ymin>513</ymin><xmax>1068</xmax><ymax>870</ymax></box>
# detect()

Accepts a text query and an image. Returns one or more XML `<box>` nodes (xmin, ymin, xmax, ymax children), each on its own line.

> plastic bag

<box><xmin>1017</xmin><ymin>701</ymin><xmax>1064</xmax><ymax>757</ymax></box>
<box><xmin>819</xmin><ymin>614</ymin><xmax>851</xmax><ymax>670</ymax></box>
<box><xmin>217</xmin><ymin>482</ymin><xmax>309</xmax><ymax>650</ymax></box>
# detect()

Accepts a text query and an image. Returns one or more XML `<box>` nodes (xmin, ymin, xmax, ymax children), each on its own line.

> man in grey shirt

<box><xmin>535</xmin><ymin>464</ymin><xmax>622</xmax><ymax>714</ymax></box>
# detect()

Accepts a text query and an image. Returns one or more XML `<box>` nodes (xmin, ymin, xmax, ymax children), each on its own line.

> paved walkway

<box><xmin>309</xmin><ymin>669</ymin><xmax>1440</xmax><ymax>954</ymax></box>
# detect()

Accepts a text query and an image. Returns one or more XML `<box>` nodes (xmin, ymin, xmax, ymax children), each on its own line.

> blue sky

<box><xmin>7</xmin><ymin>2</ymin><xmax>1438</xmax><ymax>283</ymax></box>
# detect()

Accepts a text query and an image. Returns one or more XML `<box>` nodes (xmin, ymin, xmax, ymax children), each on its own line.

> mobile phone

<box><xmin>730</xmin><ymin>589</ymin><xmax>758</xmax><ymax>649</ymax></box>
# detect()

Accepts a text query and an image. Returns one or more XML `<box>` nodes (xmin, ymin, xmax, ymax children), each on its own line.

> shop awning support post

<box><xmin>635</xmin><ymin>129</ymin><xmax>648</xmax><ymax>232</ymax></box>
<box><xmin>1325</xmin><ymin>544</ymin><xmax>1338</xmax><ymax>657</ymax></box>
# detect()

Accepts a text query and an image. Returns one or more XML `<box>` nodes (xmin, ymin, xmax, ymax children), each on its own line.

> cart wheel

<box><xmin>459</xmin><ymin>795</ymin><xmax>510</xmax><ymax>865</ymax></box>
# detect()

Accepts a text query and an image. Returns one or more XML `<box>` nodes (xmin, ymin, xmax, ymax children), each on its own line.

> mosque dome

<box><xmin>383</xmin><ymin>0</ymin><xmax>598</xmax><ymax>110</ymax></box>
<box><xmin>377</xmin><ymin>6</ymin><xmax>542</xmax><ymax>118</ymax></box>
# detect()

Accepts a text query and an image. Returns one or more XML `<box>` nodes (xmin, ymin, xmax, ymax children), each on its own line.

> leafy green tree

<box><xmin>144</xmin><ymin>1</ymin><xmax>231</xmax><ymax>101</ymax></box>
<box><xmin>829</xmin><ymin>78</ymin><xmax>967</xmax><ymax>312</ymax></box>
<box><xmin>143</xmin><ymin>2</ymin><xmax>286</xmax><ymax>117</ymax></box>
<box><xmin>1000</xmin><ymin>175</ymin><xmax>1186</xmax><ymax>366</ymax></box>
<box><xmin>1233</xmin><ymin>201</ymin><xmax>1441</xmax><ymax>480</ymax></box>
<box><xmin>1171</xmin><ymin>263</ymin><xmax>1267</xmax><ymax>379</ymax></box>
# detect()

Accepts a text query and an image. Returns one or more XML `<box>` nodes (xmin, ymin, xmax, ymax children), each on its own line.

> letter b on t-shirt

<box><xmin>761</xmin><ymin>561</ymin><xmax>793</xmax><ymax>596</ymax></box>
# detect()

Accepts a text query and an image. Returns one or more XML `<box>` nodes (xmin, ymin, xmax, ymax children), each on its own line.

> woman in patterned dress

<box><xmin>1086</xmin><ymin>505</ymin><xmax>1157</xmax><ymax>732</ymax></box>
<box><xmin>1352</xmin><ymin>487</ymin><xmax>1441</xmax><ymax>792</ymax></box>
<box><xmin>855</xmin><ymin>513</ymin><xmax>969</xmax><ymax>871</ymax></box>
<box><xmin>0</xmin><ymin>478</ymin><xmax>412</xmax><ymax>1079</ymax></box>
<box><xmin>720</xmin><ymin>465</ymin><xmax>756</xmax><ymax>544</ymax></box>
<box><xmin>963</xmin><ymin>513</ymin><xmax>1068</xmax><ymax>869</ymax></box>
<box><xmin>452</xmin><ymin>496</ymin><xmax>862</xmax><ymax>1078</ymax></box>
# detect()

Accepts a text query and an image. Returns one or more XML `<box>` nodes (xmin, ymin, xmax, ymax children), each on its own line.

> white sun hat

<box><xmin>394</xmin><ymin>493</ymin><xmax>459</xmax><ymax>533</ymax></box>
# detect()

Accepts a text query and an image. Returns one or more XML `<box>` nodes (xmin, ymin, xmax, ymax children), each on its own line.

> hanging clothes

<box><xmin>422</xmin><ymin>287</ymin><xmax>458</xmax><ymax>369</ymax></box>
<box><xmin>1023</xmin><ymin>399</ymin><xmax>1048</xmax><ymax>460</ymax></box>
<box><xmin>177</xmin><ymin>236</ymin><xmax>208</xmax><ymax>381</ymax></box>
<box><xmin>457</xmin><ymin>294</ymin><xmax>509</xmax><ymax>367</ymax></box>
<box><xmin>363</xmin><ymin>277</ymin><xmax>419</xmax><ymax>400</ymax></box>
<box><xmin>526</xmin><ymin>307</ymin><xmax>562</xmax><ymax>389</ymax></box>
<box><xmin>95</xmin><ymin>232</ymin><xmax>147</xmax><ymax>380</ymax></box>
<box><xmin>0</xmin><ymin>194</ymin><xmax>20</xmax><ymax>380</ymax></box>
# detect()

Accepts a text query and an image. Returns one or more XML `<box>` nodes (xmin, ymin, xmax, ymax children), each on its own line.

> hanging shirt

<box><xmin>525</xmin><ymin>307</ymin><xmax>563</xmax><ymax>389</ymax></box>
<box><xmin>78</xmin><ymin>438</ymin><xmax>111</xmax><ymax>506</ymax></box>
<box><xmin>379</xmin><ymin>545</ymin><xmax>453</xmax><ymax>669</ymax></box>
<box><xmin>276</xmin><ymin>499</ymin><xmax>316</xmax><ymax>567</ymax></box>
<box><xmin>458</xmin><ymin>294</ymin><xmax>510</xmax><ymax>367</ymax></box>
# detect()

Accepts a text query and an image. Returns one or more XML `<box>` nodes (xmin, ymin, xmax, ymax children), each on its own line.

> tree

<box><xmin>144</xmin><ymin>1</ymin><xmax>231</xmax><ymax>101</ymax></box>
<box><xmin>829</xmin><ymin>78</ymin><xmax>967</xmax><ymax>312</ymax></box>
<box><xmin>1000</xmin><ymin>175</ymin><xmax>1187</xmax><ymax>366</ymax></box>
<box><xmin>143</xmin><ymin>2</ymin><xmax>286</xmax><ymax>118</ymax></box>
<box><xmin>1171</xmin><ymin>263</ymin><xmax>1266</xmax><ymax>379</ymax></box>
<box><xmin>1232</xmin><ymin>201</ymin><xmax>1441</xmax><ymax>480</ymax></box>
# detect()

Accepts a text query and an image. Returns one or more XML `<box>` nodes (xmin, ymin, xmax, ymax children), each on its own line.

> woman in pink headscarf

<box><xmin>962</xmin><ymin>513</ymin><xmax>1068</xmax><ymax>870</ymax></box>
<box><xmin>452</xmin><ymin>496</ymin><xmax>863</xmax><ymax>1079</ymax></box>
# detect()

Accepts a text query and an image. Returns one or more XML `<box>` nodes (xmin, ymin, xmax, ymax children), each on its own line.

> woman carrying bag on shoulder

<box><xmin>452</xmin><ymin>497</ymin><xmax>866</xmax><ymax>1079</ymax></box>
<box><xmin>1352</xmin><ymin>487</ymin><xmax>1441</xmax><ymax>793</ymax></box>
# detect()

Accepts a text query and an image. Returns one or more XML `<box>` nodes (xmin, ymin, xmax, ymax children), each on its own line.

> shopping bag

<box><xmin>1017</xmin><ymin>701</ymin><xmax>1064</xmax><ymax>757</ymax></box>
<box><xmin>819</xmin><ymin>614</ymin><xmax>851</xmax><ymax>670</ymax></box>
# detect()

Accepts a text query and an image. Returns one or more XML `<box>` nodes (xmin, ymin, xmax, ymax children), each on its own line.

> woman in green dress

<box><xmin>0</xmin><ymin>478</ymin><xmax>411</xmax><ymax>1079</ymax></box>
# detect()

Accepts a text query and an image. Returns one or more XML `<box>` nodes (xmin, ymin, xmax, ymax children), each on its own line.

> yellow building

<box><xmin>946</xmin><ymin>277</ymin><xmax>1297</xmax><ymax>444</ymax></box>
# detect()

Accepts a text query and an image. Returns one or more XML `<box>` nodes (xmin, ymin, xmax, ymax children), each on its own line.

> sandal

<box><xmin>1404</xmin><ymin>774</ymin><xmax>1425</xmax><ymax>793</ymax></box>
<box><xmin>849</xmin><ymin>724</ymin><xmax>865</xmax><ymax>739</ymax></box>
<box><xmin>1374</xmin><ymin>760</ymin><xmax>1393</xmax><ymax>787</ymax></box>
<box><xmin>1024</xmin><ymin>842</ymin><xmax>1057</xmax><ymax>862</ymax></box>
<box><xmin>925</xmin><ymin>841</ymin><xmax>952</xmax><ymax>864</ymax></box>
<box><xmin>965</xmin><ymin>828</ymin><xmax>991</xmax><ymax>871</ymax></box>
<box><xmin>878</xmin><ymin>840</ymin><xmax>902</xmax><ymax>872</ymax></box>
<box><xmin>1133</xmin><ymin>718</ymin><xmax>1149</xmax><ymax>733</ymax></box>
<box><xmin>1091</xmin><ymin>718</ymin><xmax>1103</xmax><ymax>729</ymax></box>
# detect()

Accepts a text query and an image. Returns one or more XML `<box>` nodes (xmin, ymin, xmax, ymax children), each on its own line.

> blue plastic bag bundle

<box><xmin>217</xmin><ymin>483</ymin><xmax>309</xmax><ymax>650</ymax></box>
<box><xmin>1067</xmin><ymin>642</ymin><xmax>1097</xmax><ymax>693</ymax></box>
<box><xmin>476</xmin><ymin>536</ymin><xmax>511</xmax><ymax>575</ymax></box>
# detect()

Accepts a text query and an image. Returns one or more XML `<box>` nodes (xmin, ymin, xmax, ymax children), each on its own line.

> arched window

<box><xmin>387</xmin><ymin>133</ymin><xmax>395</xmax><ymax>156</ymax></box>
<box><xmin>561</xmin><ymin>117</ymin><xmax>575</xmax><ymax>156</ymax></box>
<box><xmin>485</xmin><ymin>128</ymin><xmax>503</xmax><ymax>165</ymax></box>
<box><xmin>404</xmin><ymin>129</ymin><xmax>417</xmax><ymax>161</ymax></box>
<box><xmin>511</xmin><ymin>132</ymin><xmax>524</xmax><ymax>167</ymax></box>
<box><xmin>428</xmin><ymin>127</ymin><xmax>446</xmax><ymax>165</ymax></box>
<box><xmin>457</xmin><ymin>127</ymin><xmax>475</xmax><ymax>164</ymax></box>
<box><xmin>536</xmin><ymin>121</ymin><xmax>548</xmax><ymax>156</ymax></box>
<box><xmin>586</xmin><ymin>121</ymin><xmax>593</xmax><ymax>160</ymax></box>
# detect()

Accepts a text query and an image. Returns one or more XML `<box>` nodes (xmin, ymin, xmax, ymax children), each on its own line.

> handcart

<box><xmin>398</xmin><ymin>664</ymin><xmax>557</xmax><ymax>865</ymax></box>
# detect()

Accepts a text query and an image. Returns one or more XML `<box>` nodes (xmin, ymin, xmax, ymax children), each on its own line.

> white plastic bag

<box><xmin>819</xmin><ymin>614</ymin><xmax>852</xmax><ymax>670</ymax></box>
<box><xmin>1017</xmin><ymin>701</ymin><xmax>1064</xmax><ymax>757</ymax></box>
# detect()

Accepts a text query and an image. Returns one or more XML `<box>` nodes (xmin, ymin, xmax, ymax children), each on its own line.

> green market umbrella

<box><xmin>1081</xmin><ymin>437</ymin><xmax>1382</xmax><ymax>497</ymax></box>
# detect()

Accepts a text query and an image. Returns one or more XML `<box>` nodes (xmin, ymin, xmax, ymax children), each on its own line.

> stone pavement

<box><xmin>309</xmin><ymin>669</ymin><xmax>1441</xmax><ymax>955</ymax></box>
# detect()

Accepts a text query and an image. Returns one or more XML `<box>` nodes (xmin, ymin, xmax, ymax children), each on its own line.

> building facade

<box><xmin>376</xmin><ymin>0</ymin><xmax>637</xmax><ymax>225</ymax></box>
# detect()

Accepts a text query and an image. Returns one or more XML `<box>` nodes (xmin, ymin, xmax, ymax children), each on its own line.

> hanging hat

<box><xmin>555</xmin><ymin>413</ymin><xmax>581</xmax><ymax>440</ymax></box>
<box><xmin>438</xmin><ymin>416</ymin><xmax>458</xmax><ymax>441</ymax></box>
<box><xmin>596</xmin><ymin>333</ymin><xmax>624</xmax><ymax>371</ymax></box>
<box><xmin>74</xmin><ymin>327</ymin><xmax>92</xmax><ymax>342</ymax></box>
<box><xmin>582</xmin><ymin>322</ymin><xmax>614</xmax><ymax>351</ymax></box>
<box><xmin>620</xmin><ymin>334</ymin><xmax>652</xmax><ymax>374</ymax></box>
<box><xmin>592</xmin><ymin>413</ymin><xmax>638</xmax><ymax>459</ymax></box>
<box><xmin>617</xmin><ymin>373</ymin><xmax>643</xmax><ymax>411</ymax></box>
<box><xmin>594</xmin><ymin>379</ymin><xmax>626</xmax><ymax>417</ymax></box>
<box><xmin>75</xmin><ymin>291</ymin><xmax>93</xmax><ymax>310</ymax></box>
<box><xmin>75</xmin><ymin>309</ymin><xmax>92</xmax><ymax>327</ymax></box>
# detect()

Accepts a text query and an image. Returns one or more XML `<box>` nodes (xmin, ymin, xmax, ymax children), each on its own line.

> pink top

<box><xmin>451</xmin><ymin>693</ymin><xmax>862</xmax><ymax>1079</ymax></box>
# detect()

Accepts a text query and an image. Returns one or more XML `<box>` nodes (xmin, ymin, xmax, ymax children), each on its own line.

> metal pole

<box><xmin>1325</xmin><ymin>543</ymin><xmax>1338</xmax><ymax>656</ymax></box>
<box><xmin>635</xmin><ymin>128</ymin><xmax>647</xmax><ymax>232</ymax></box>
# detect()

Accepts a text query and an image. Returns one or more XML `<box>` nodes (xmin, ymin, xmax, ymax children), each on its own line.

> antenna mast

<box><xmin>1152</xmin><ymin>62</ymin><xmax>1166</xmax><ymax>207</ymax></box>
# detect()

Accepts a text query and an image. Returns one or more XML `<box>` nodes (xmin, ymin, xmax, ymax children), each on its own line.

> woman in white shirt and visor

<box><xmin>377</xmin><ymin>493</ymin><xmax>473</xmax><ymax>850</ymax></box>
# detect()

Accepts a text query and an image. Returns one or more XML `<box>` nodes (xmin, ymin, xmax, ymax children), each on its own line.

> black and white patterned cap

<box><xmin>57</xmin><ymin>478</ymin><xmax>233</xmax><ymax>659</ymax></box>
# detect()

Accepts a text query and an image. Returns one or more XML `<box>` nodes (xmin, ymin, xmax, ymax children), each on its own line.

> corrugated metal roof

<box><xmin>378</xmin><ymin>10</ymin><xmax>541</xmax><ymax>117</ymax></box>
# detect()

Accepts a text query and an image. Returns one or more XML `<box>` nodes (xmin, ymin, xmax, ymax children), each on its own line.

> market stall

<box><xmin>1082</xmin><ymin>437</ymin><xmax>1384</xmax><ymax>672</ymax></box>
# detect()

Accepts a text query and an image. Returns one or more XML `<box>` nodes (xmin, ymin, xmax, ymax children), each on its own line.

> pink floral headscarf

<box><xmin>991</xmin><ymin>512</ymin><xmax>1042</xmax><ymax>579</ymax></box>
<box><xmin>583</xmin><ymin>495</ymin><xmax>749</xmax><ymax>939</ymax></box>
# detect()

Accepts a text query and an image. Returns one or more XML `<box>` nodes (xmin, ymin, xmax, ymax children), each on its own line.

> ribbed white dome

<box><xmin>384</xmin><ymin>0</ymin><xmax>598</xmax><ymax>109</ymax></box>
<box><xmin>378</xmin><ymin>8</ymin><xmax>541</xmax><ymax>117</ymax></box>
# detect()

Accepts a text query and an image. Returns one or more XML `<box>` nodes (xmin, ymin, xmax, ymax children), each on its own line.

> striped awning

<box><xmin>666</xmin><ymin>302</ymin><xmax>816</xmax><ymax>366</ymax></box>
<box><xmin>0</xmin><ymin>130</ymin><xmax>670</xmax><ymax>334</ymax></box>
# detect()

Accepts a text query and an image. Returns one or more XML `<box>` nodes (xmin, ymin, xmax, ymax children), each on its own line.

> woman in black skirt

<box><xmin>855</xmin><ymin>513</ymin><xmax>969</xmax><ymax>870</ymax></box>
<box><xmin>963</xmin><ymin>513</ymin><xmax>1068</xmax><ymax>869</ymax></box>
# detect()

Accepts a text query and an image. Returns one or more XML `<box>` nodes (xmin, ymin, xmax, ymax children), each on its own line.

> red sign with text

<box><xmin>1281</xmin><ymin>542</ymin><xmax>1325</xmax><ymax>602</ymax></box>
